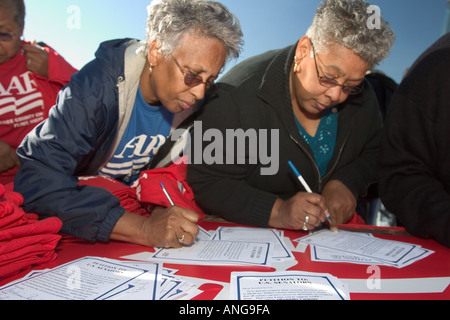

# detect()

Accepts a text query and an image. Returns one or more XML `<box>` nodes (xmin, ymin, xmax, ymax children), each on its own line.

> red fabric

<box><xmin>0</xmin><ymin>217</ymin><xmax>62</xmax><ymax>241</ymax></box>
<box><xmin>346</xmin><ymin>212</ymin><xmax>366</xmax><ymax>225</ymax></box>
<box><xmin>0</xmin><ymin>251</ymin><xmax>57</xmax><ymax>280</ymax></box>
<box><xmin>78</xmin><ymin>175</ymin><xmax>148</xmax><ymax>216</ymax></box>
<box><xmin>0</xmin><ymin>184</ymin><xmax>62</xmax><ymax>280</ymax></box>
<box><xmin>78</xmin><ymin>162</ymin><xmax>206</xmax><ymax>219</ymax></box>
<box><xmin>0</xmin><ymin>41</ymin><xmax>77</xmax><ymax>186</ymax></box>
<box><xmin>136</xmin><ymin>162</ymin><xmax>206</xmax><ymax>219</ymax></box>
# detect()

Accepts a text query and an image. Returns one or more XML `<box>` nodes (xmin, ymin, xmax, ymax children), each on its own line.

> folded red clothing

<box><xmin>78</xmin><ymin>176</ymin><xmax>148</xmax><ymax>216</ymax></box>
<box><xmin>0</xmin><ymin>184</ymin><xmax>63</xmax><ymax>280</ymax></box>
<box><xmin>0</xmin><ymin>201</ymin><xmax>14</xmax><ymax>218</ymax></box>
<box><xmin>0</xmin><ymin>234</ymin><xmax>61</xmax><ymax>262</ymax></box>
<box><xmin>0</xmin><ymin>187</ymin><xmax>28</xmax><ymax>230</ymax></box>
<box><xmin>136</xmin><ymin>162</ymin><xmax>206</xmax><ymax>219</ymax></box>
<box><xmin>0</xmin><ymin>206</ymin><xmax>27</xmax><ymax>231</ymax></box>
<box><xmin>1</xmin><ymin>189</ymin><xmax>24</xmax><ymax>207</ymax></box>
<box><xmin>0</xmin><ymin>217</ymin><xmax>62</xmax><ymax>242</ymax></box>
<box><xmin>0</xmin><ymin>251</ymin><xmax>57</xmax><ymax>280</ymax></box>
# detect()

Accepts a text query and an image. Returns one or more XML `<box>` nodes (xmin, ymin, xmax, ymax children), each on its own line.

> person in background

<box><xmin>0</xmin><ymin>0</ymin><xmax>77</xmax><ymax>188</ymax></box>
<box><xmin>187</xmin><ymin>0</ymin><xmax>394</xmax><ymax>232</ymax></box>
<box><xmin>15</xmin><ymin>0</ymin><xmax>243</xmax><ymax>249</ymax></box>
<box><xmin>357</xmin><ymin>70</ymin><xmax>398</xmax><ymax>226</ymax></box>
<box><xmin>378</xmin><ymin>33</ymin><xmax>450</xmax><ymax>248</ymax></box>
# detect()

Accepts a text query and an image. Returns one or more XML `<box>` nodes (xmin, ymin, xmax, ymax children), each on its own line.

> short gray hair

<box><xmin>143</xmin><ymin>0</ymin><xmax>243</xmax><ymax>62</ymax></box>
<box><xmin>306</xmin><ymin>0</ymin><xmax>395</xmax><ymax>69</ymax></box>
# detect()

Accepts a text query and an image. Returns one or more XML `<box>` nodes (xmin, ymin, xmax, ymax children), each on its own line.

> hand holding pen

<box><xmin>288</xmin><ymin>161</ymin><xmax>337</xmax><ymax>232</ymax></box>
<box><xmin>160</xmin><ymin>183</ymin><xmax>200</xmax><ymax>246</ymax></box>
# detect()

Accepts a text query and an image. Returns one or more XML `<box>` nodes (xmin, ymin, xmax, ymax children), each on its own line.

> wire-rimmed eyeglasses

<box><xmin>309</xmin><ymin>39</ymin><xmax>364</xmax><ymax>95</ymax></box>
<box><xmin>172</xmin><ymin>56</ymin><xmax>216</xmax><ymax>91</ymax></box>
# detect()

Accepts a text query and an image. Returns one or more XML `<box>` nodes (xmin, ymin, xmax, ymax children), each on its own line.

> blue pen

<box><xmin>288</xmin><ymin>161</ymin><xmax>331</xmax><ymax>222</ymax></box>
<box><xmin>288</xmin><ymin>161</ymin><xmax>313</xmax><ymax>193</ymax></box>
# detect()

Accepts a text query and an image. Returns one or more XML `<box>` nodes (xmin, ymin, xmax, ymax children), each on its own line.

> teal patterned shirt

<box><xmin>295</xmin><ymin>107</ymin><xmax>339</xmax><ymax>177</ymax></box>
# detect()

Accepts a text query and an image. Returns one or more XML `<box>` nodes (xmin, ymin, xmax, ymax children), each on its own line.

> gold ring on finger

<box><xmin>178</xmin><ymin>233</ymin><xmax>185</xmax><ymax>244</ymax></box>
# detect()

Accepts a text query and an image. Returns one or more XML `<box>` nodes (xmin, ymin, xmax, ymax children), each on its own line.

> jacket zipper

<box><xmin>289</xmin><ymin>134</ymin><xmax>323</xmax><ymax>192</ymax></box>
<box><xmin>290</xmin><ymin>129</ymin><xmax>351</xmax><ymax>193</ymax></box>
<box><xmin>98</xmin><ymin>76</ymin><xmax>125</xmax><ymax>173</ymax></box>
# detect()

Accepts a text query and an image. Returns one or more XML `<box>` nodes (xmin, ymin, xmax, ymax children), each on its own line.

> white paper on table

<box><xmin>296</xmin><ymin>229</ymin><xmax>433</xmax><ymax>266</ymax></box>
<box><xmin>102</xmin><ymin>260</ymin><xmax>163</xmax><ymax>300</ymax></box>
<box><xmin>310</xmin><ymin>244</ymin><xmax>434</xmax><ymax>268</ymax></box>
<box><xmin>310</xmin><ymin>245</ymin><xmax>385</xmax><ymax>265</ymax></box>
<box><xmin>0</xmin><ymin>257</ymin><xmax>161</xmax><ymax>300</ymax></box>
<box><xmin>230</xmin><ymin>271</ymin><xmax>350</xmax><ymax>300</ymax></box>
<box><xmin>214</xmin><ymin>227</ymin><xmax>294</xmax><ymax>261</ymax></box>
<box><xmin>151</xmin><ymin>240</ymin><xmax>272</xmax><ymax>266</ymax></box>
<box><xmin>197</xmin><ymin>226</ymin><xmax>214</xmax><ymax>240</ymax></box>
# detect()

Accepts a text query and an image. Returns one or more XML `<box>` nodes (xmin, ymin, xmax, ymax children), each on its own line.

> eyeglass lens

<box><xmin>310</xmin><ymin>39</ymin><xmax>362</xmax><ymax>95</ymax></box>
<box><xmin>184</xmin><ymin>73</ymin><xmax>203</xmax><ymax>87</ymax></box>
<box><xmin>319</xmin><ymin>78</ymin><xmax>362</xmax><ymax>95</ymax></box>
<box><xmin>0</xmin><ymin>32</ymin><xmax>14</xmax><ymax>41</ymax></box>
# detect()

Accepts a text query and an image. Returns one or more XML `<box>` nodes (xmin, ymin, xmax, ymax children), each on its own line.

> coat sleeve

<box><xmin>15</xmin><ymin>62</ymin><xmax>125</xmax><ymax>243</ymax></box>
<box><xmin>378</xmin><ymin>50</ymin><xmax>450</xmax><ymax>247</ymax></box>
<box><xmin>327</xmin><ymin>84</ymin><xmax>383</xmax><ymax>199</ymax></box>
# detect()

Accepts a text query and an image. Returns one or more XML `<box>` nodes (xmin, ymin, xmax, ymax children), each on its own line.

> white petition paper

<box><xmin>215</xmin><ymin>227</ymin><xmax>294</xmax><ymax>261</ymax></box>
<box><xmin>152</xmin><ymin>239</ymin><xmax>272</xmax><ymax>266</ymax></box>
<box><xmin>0</xmin><ymin>257</ymin><xmax>161</xmax><ymax>300</ymax></box>
<box><xmin>296</xmin><ymin>229</ymin><xmax>434</xmax><ymax>267</ymax></box>
<box><xmin>230</xmin><ymin>271</ymin><xmax>349</xmax><ymax>300</ymax></box>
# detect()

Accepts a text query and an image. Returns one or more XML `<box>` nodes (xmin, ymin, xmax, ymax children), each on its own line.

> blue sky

<box><xmin>23</xmin><ymin>0</ymin><xmax>449</xmax><ymax>83</ymax></box>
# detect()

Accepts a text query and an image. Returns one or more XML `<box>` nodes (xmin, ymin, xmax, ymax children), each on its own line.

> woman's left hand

<box><xmin>322</xmin><ymin>180</ymin><xmax>356</xmax><ymax>226</ymax></box>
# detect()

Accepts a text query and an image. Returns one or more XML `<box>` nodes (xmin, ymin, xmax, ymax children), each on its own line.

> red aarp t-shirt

<box><xmin>0</xmin><ymin>44</ymin><xmax>76</xmax><ymax>185</ymax></box>
<box><xmin>0</xmin><ymin>51</ymin><xmax>57</xmax><ymax>149</ymax></box>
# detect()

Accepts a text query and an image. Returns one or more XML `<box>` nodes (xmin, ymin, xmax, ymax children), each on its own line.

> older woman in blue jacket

<box><xmin>15</xmin><ymin>0</ymin><xmax>243</xmax><ymax>248</ymax></box>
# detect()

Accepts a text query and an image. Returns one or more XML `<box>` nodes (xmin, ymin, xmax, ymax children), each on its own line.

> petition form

<box><xmin>0</xmin><ymin>257</ymin><xmax>161</xmax><ymax>300</ymax></box>
<box><xmin>230</xmin><ymin>271</ymin><xmax>349</xmax><ymax>300</ymax></box>
<box><xmin>295</xmin><ymin>230</ymin><xmax>433</xmax><ymax>268</ymax></box>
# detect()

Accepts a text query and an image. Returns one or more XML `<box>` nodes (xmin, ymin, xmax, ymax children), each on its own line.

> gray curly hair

<box><xmin>142</xmin><ymin>0</ymin><xmax>243</xmax><ymax>62</ymax></box>
<box><xmin>306</xmin><ymin>0</ymin><xmax>395</xmax><ymax>69</ymax></box>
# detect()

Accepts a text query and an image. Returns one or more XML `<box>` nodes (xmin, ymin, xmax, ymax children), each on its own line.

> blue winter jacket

<box><xmin>15</xmin><ymin>39</ymin><xmax>149</xmax><ymax>242</ymax></box>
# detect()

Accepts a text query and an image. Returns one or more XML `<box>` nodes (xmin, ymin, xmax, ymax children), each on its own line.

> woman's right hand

<box><xmin>111</xmin><ymin>206</ymin><xmax>199</xmax><ymax>248</ymax></box>
<box><xmin>269</xmin><ymin>192</ymin><xmax>329</xmax><ymax>231</ymax></box>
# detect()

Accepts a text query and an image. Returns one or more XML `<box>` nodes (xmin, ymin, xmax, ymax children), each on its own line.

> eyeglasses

<box><xmin>0</xmin><ymin>31</ymin><xmax>17</xmax><ymax>42</ymax></box>
<box><xmin>172</xmin><ymin>57</ymin><xmax>215</xmax><ymax>91</ymax></box>
<box><xmin>309</xmin><ymin>40</ymin><xmax>363</xmax><ymax>95</ymax></box>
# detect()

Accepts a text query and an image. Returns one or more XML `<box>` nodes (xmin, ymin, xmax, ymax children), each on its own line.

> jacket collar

<box><xmin>256</xmin><ymin>43</ymin><xmax>304</xmax><ymax>142</ymax></box>
<box><xmin>257</xmin><ymin>43</ymin><xmax>296</xmax><ymax>117</ymax></box>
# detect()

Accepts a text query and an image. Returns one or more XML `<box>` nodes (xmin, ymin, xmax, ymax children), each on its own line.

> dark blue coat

<box><xmin>15</xmin><ymin>39</ymin><xmax>138</xmax><ymax>242</ymax></box>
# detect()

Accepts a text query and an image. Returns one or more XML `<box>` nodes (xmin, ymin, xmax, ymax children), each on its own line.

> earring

<box><xmin>293</xmin><ymin>57</ymin><xmax>300</xmax><ymax>73</ymax></box>
<box><xmin>149</xmin><ymin>64</ymin><xmax>153</xmax><ymax>74</ymax></box>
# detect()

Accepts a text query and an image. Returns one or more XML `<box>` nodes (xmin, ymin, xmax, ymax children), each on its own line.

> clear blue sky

<box><xmin>23</xmin><ymin>0</ymin><xmax>448</xmax><ymax>83</ymax></box>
